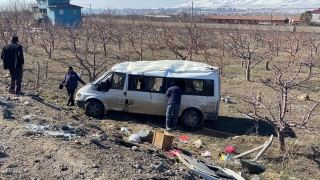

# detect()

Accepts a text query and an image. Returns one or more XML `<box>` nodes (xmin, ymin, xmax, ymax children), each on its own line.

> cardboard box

<box><xmin>152</xmin><ymin>130</ymin><xmax>174</xmax><ymax>150</ymax></box>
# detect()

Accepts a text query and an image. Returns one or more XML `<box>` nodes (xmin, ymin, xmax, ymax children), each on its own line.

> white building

<box><xmin>310</xmin><ymin>8</ymin><xmax>320</xmax><ymax>25</ymax></box>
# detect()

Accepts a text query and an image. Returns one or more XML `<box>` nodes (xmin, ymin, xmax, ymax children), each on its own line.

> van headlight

<box><xmin>76</xmin><ymin>93</ymin><xmax>81</xmax><ymax>98</ymax></box>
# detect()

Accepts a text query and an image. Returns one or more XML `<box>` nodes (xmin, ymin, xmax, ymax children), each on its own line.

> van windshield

<box><xmin>93</xmin><ymin>70</ymin><xmax>111</xmax><ymax>84</ymax></box>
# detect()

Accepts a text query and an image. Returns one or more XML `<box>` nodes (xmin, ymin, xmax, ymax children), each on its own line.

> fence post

<box><xmin>36</xmin><ymin>62</ymin><xmax>40</xmax><ymax>89</ymax></box>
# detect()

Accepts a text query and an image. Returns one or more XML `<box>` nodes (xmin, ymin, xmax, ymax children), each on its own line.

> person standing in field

<box><xmin>1</xmin><ymin>36</ymin><xmax>25</xmax><ymax>95</ymax></box>
<box><xmin>61</xmin><ymin>66</ymin><xmax>86</xmax><ymax>106</ymax></box>
<box><xmin>165</xmin><ymin>80</ymin><xmax>184</xmax><ymax>131</ymax></box>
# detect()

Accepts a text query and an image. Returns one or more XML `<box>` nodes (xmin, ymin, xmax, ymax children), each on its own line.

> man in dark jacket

<box><xmin>1</xmin><ymin>36</ymin><xmax>24</xmax><ymax>95</ymax></box>
<box><xmin>61</xmin><ymin>66</ymin><xmax>86</xmax><ymax>106</ymax></box>
<box><xmin>165</xmin><ymin>81</ymin><xmax>184</xmax><ymax>130</ymax></box>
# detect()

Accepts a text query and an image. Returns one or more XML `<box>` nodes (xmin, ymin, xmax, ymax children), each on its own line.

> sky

<box><xmin>70</xmin><ymin>0</ymin><xmax>189</xmax><ymax>9</ymax></box>
<box><xmin>0</xmin><ymin>0</ymin><xmax>318</xmax><ymax>9</ymax></box>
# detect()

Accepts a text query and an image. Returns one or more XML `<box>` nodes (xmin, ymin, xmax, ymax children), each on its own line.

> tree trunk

<box><xmin>277</xmin><ymin>130</ymin><xmax>285</xmax><ymax>151</ymax></box>
<box><xmin>103</xmin><ymin>43</ymin><xmax>107</xmax><ymax>57</ymax></box>
<box><xmin>265</xmin><ymin>61</ymin><xmax>269</xmax><ymax>70</ymax></box>
<box><xmin>246</xmin><ymin>63</ymin><xmax>251</xmax><ymax>82</ymax></box>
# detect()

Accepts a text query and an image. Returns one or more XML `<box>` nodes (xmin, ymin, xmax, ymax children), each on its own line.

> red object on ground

<box><xmin>178</xmin><ymin>135</ymin><xmax>190</xmax><ymax>142</ymax></box>
<box><xmin>224</xmin><ymin>145</ymin><xmax>235</xmax><ymax>153</ymax></box>
<box><xmin>167</xmin><ymin>149</ymin><xmax>183</xmax><ymax>156</ymax></box>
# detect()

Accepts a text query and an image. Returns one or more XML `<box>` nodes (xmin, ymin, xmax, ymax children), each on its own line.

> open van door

<box><xmin>126</xmin><ymin>75</ymin><xmax>167</xmax><ymax>115</ymax></box>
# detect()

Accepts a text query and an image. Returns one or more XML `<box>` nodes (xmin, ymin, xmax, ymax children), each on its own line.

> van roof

<box><xmin>111</xmin><ymin>60</ymin><xmax>219</xmax><ymax>79</ymax></box>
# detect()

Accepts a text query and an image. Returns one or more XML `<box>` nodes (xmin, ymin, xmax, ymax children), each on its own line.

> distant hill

<box><xmin>174</xmin><ymin>0</ymin><xmax>318</xmax><ymax>9</ymax></box>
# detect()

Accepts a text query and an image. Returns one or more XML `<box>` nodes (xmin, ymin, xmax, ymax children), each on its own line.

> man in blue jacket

<box><xmin>1</xmin><ymin>36</ymin><xmax>24</xmax><ymax>95</ymax></box>
<box><xmin>61</xmin><ymin>66</ymin><xmax>85</xmax><ymax>106</ymax></box>
<box><xmin>166</xmin><ymin>80</ymin><xmax>184</xmax><ymax>131</ymax></box>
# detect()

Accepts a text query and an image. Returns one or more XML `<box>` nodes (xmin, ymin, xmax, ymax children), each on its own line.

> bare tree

<box><xmin>0</xmin><ymin>21</ymin><xmax>15</xmax><ymax>47</ymax></box>
<box><xmin>162</xmin><ymin>25</ymin><xmax>189</xmax><ymax>60</ymax></box>
<box><xmin>60</xmin><ymin>22</ymin><xmax>113</xmax><ymax>81</ymax></box>
<box><xmin>224</xmin><ymin>26</ymin><xmax>264</xmax><ymax>81</ymax></box>
<box><xmin>36</xmin><ymin>22</ymin><xmax>61</xmax><ymax>59</ymax></box>
<box><xmin>124</xmin><ymin>23</ymin><xmax>150</xmax><ymax>61</ymax></box>
<box><xmin>262</xmin><ymin>29</ymin><xmax>285</xmax><ymax>70</ymax></box>
<box><xmin>307</xmin><ymin>32</ymin><xmax>320</xmax><ymax>56</ymax></box>
<box><xmin>239</xmin><ymin>32</ymin><xmax>320</xmax><ymax>151</ymax></box>
<box><xmin>94</xmin><ymin>19</ymin><xmax>115</xmax><ymax>57</ymax></box>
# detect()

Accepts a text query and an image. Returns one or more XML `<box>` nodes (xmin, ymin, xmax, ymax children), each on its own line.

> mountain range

<box><xmin>174</xmin><ymin>0</ymin><xmax>319</xmax><ymax>9</ymax></box>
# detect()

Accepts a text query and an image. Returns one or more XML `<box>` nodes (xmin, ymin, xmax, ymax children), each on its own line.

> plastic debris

<box><xmin>224</xmin><ymin>145</ymin><xmax>235</xmax><ymax>153</ymax></box>
<box><xmin>121</xmin><ymin>127</ymin><xmax>129</xmax><ymax>132</ymax></box>
<box><xmin>201</xmin><ymin>151</ymin><xmax>212</xmax><ymax>157</ymax></box>
<box><xmin>178</xmin><ymin>135</ymin><xmax>190</xmax><ymax>143</ymax></box>
<box><xmin>167</xmin><ymin>149</ymin><xmax>183</xmax><ymax>156</ymax></box>
<box><xmin>129</xmin><ymin>134</ymin><xmax>141</xmax><ymax>144</ymax></box>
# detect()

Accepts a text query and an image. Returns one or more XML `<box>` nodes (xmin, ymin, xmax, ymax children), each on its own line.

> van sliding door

<box><xmin>126</xmin><ymin>75</ymin><xmax>166</xmax><ymax>115</ymax></box>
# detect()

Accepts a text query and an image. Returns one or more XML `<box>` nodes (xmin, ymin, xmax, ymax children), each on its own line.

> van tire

<box><xmin>181</xmin><ymin>109</ymin><xmax>202</xmax><ymax>127</ymax></box>
<box><xmin>85</xmin><ymin>100</ymin><xmax>104</xmax><ymax>118</ymax></box>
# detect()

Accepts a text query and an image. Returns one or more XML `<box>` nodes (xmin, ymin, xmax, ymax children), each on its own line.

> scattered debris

<box><xmin>129</xmin><ymin>134</ymin><xmax>141</xmax><ymax>144</ymax></box>
<box><xmin>192</xmin><ymin>139</ymin><xmax>203</xmax><ymax>149</ymax></box>
<box><xmin>201</xmin><ymin>151</ymin><xmax>212</xmax><ymax>157</ymax></box>
<box><xmin>224</xmin><ymin>145</ymin><xmax>235</xmax><ymax>153</ymax></box>
<box><xmin>298</xmin><ymin>94</ymin><xmax>310</xmax><ymax>101</ymax></box>
<box><xmin>233</xmin><ymin>135</ymin><xmax>274</xmax><ymax>161</ymax></box>
<box><xmin>239</xmin><ymin>159</ymin><xmax>266</xmax><ymax>174</ymax></box>
<box><xmin>178</xmin><ymin>135</ymin><xmax>190</xmax><ymax>143</ymax></box>
<box><xmin>152</xmin><ymin>131</ymin><xmax>174</xmax><ymax>150</ymax></box>
<box><xmin>92</xmin><ymin>164</ymin><xmax>99</xmax><ymax>168</ymax></box>
<box><xmin>24</xmin><ymin>101</ymin><xmax>30</xmax><ymax>105</ymax></box>
<box><xmin>132</xmin><ymin>146</ymin><xmax>138</xmax><ymax>151</ymax></box>
<box><xmin>155</xmin><ymin>164</ymin><xmax>165</xmax><ymax>172</ymax></box>
<box><xmin>25</xmin><ymin>124</ymin><xmax>86</xmax><ymax>139</ymax></box>
<box><xmin>167</xmin><ymin>149</ymin><xmax>183</xmax><ymax>156</ymax></box>
<box><xmin>121</xmin><ymin>127</ymin><xmax>129</xmax><ymax>132</ymax></box>
<box><xmin>1</xmin><ymin>106</ymin><xmax>10</xmax><ymax>119</ymax></box>
<box><xmin>135</xmin><ymin>129</ymin><xmax>154</xmax><ymax>142</ymax></box>
<box><xmin>225</xmin><ymin>97</ymin><xmax>231</xmax><ymax>103</ymax></box>
<box><xmin>22</xmin><ymin>115</ymin><xmax>38</xmax><ymax>122</ymax></box>
<box><xmin>173</xmin><ymin>151</ymin><xmax>245</xmax><ymax>180</ymax></box>
<box><xmin>219</xmin><ymin>153</ymin><xmax>230</xmax><ymax>161</ymax></box>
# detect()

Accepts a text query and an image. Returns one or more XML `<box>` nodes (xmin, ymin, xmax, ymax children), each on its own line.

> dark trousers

<box><xmin>67</xmin><ymin>88</ymin><xmax>75</xmax><ymax>105</ymax></box>
<box><xmin>8</xmin><ymin>68</ymin><xmax>23</xmax><ymax>94</ymax></box>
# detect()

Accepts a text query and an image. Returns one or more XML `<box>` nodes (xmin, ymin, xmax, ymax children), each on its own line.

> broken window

<box><xmin>111</xmin><ymin>72</ymin><xmax>126</xmax><ymax>90</ymax></box>
<box><xmin>59</xmin><ymin>9</ymin><xmax>64</xmax><ymax>14</ymax></box>
<box><xmin>128</xmin><ymin>75</ymin><xmax>164</xmax><ymax>93</ymax></box>
<box><xmin>72</xmin><ymin>10</ymin><xmax>76</xmax><ymax>15</ymax></box>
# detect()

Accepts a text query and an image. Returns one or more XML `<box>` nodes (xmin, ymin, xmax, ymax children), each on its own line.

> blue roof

<box><xmin>48</xmin><ymin>3</ymin><xmax>82</xmax><ymax>8</ymax></box>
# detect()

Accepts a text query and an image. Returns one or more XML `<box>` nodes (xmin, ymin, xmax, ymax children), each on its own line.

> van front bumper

<box><xmin>76</xmin><ymin>100</ymin><xmax>86</xmax><ymax>109</ymax></box>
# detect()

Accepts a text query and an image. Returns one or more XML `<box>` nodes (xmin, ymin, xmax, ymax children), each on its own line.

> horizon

<box><xmin>0</xmin><ymin>0</ymin><xmax>318</xmax><ymax>10</ymax></box>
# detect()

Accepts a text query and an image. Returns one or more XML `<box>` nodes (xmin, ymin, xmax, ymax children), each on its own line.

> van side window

<box><xmin>128</xmin><ymin>75</ymin><xmax>164</xmax><ymax>93</ymax></box>
<box><xmin>204</xmin><ymin>80</ymin><xmax>214</xmax><ymax>96</ymax></box>
<box><xmin>111</xmin><ymin>72</ymin><xmax>126</xmax><ymax>90</ymax></box>
<box><xmin>185</xmin><ymin>79</ymin><xmax>203</xmax><ymax>95</ymax></box>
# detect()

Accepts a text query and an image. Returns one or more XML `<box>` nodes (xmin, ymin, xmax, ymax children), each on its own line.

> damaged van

<box><xmin>75</xmin><ymin>60</ymin><xmax>220</xmax><ymax>127</ymax></box>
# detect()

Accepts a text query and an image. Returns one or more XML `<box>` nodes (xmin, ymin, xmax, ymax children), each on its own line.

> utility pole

<box><xmin>191</xmin><ymin>2</ymin><xmax>193</xmax><ymax>24</ymax></box>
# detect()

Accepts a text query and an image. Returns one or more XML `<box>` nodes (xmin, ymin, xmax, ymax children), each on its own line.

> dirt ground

<box><xmin>0</xmin><ymin>82</ymin><xmax>269</xmax><ymax>180</ymax></box>
<box><xmin>0</xmin><ymin>57</ymin><xmax>320</xmax><ymax>180</ymax></box>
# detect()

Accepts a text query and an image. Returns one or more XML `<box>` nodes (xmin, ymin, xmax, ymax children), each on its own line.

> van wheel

<box><xmin>182</xmin><ymin>110</ymin><xmax>202</xmax><ymax>127</ymax></box>
<box><xmin>85</xmin><ymin>100</ymin><xmax>104</xmax><ymax>118</ymax></box>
